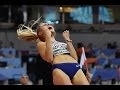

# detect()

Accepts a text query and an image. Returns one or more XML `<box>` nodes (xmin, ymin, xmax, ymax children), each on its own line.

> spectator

<box><xmin>86</xmin><ymin>43</ymin><xmax>95</xmax><ymax>58</ymax></box>
<box><xmin>0</xmin><ymin>40</ymin><xmax>3</xmax><ymax>49</ymax></box>
<box><xmin>96</xmin><ymin>48</ymin><xmax>108</xmax><ymax>60</ymax></box>
<box><xmin>111</xmin><ymin>78</ymin><xmax>117</xmax><ymax>85</ymax></box>
<box><xmin>6</xmin><ymin>50</ymin><xmax>15</xmax><ymax>58</ymax></box>
<box><xmin>95</xmin><ymin>75</ymin><xmax>102</xmax><ymax>85</ymax></box>
<box><xmin>111</xmin><ymin>41</ymin><xmax>118</xmax><ymax>49</ymax></box>
<box><xmin>17</xmin><ymin>75</ymin><xmax>33</xmax><ymax>85</ymax></box>
<box><xmin>115</xmin><ymin>48</ymin><xmax>120</xmax><ymax>58</ymax></box>
<box><xmin>8</xmin><ymin>41</ymin><xmax>15</xmax><ymax>49</ymax></box>
<box><xmin>0</xmin><ymin>51</ymin><xmax>4</xmax><ymax>58</ymax></box>
<box><xmin>76</xmin><ymin>42</ymin><xmax>84</xmax><ymax>63</ymax></box>
<box><xmin>107</xmin><ymin>42</ymin><xmax>112</xmax><ymax>49</ymax></box>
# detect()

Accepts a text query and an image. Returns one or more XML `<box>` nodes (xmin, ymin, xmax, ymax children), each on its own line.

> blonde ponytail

<box><xmin>17</xmin><ymin>24</ymin><xmax>38</xmax><ymax>42</ymax></box>
<box><xmin>17</xmin><ymin>16</ymin><xmax>42</xmax><ymax>42</ymax></box>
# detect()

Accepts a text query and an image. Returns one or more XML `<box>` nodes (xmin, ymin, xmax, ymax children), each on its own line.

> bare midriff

<box><xmin>52</xmin><ymin>54</ymin><xmax>78</xmax><ymax>64</ymax></box>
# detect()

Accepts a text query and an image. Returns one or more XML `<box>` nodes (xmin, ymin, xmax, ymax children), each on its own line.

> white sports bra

<box><xmin>52</xmin><ymin>40</ymin><xmax>70</xmax><ymax>56</ymax></box>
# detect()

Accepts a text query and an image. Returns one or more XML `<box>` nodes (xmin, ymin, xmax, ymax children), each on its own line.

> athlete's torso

<box><xmin>52</xmin><ymin>40</ymin><xmax>70</xmax><ymax>56</ymax></box>
<box><xmin>52</xmin><ymin>40</ymin><xmax>77</xmax><ymax>64</ymax></box>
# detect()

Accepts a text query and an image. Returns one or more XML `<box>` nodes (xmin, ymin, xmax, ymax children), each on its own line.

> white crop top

<box><xmin>52</xmin><ymin>40</ymin><xmax>70</xmax><ymax>56</ymax></box>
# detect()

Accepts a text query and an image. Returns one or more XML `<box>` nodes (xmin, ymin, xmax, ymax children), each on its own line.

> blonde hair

<box><xmin>17</xmin><ymin>17</ymin><xmax>42</xmax><ymax>42</ymax></box>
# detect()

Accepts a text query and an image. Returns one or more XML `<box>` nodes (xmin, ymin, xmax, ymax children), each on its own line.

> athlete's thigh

<box><xmin>72</xmin><ymin>69</ymin><xmax>90</xmax><ymax>85</ymax></box>
<box><xmin>52</xmin><ymin>68</ymin><xmax>72</xmax><ymax>85</ymax></box>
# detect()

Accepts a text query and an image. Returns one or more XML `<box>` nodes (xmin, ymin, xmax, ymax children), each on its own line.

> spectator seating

<box><xmin>102</xmin><ymin>48</ymin><xmax>116</xmax><ymax>57</ymax></box>
<box><xmin>0</xmin><ymin>58</ymin><xmax>21</xmax><ymax>68</ymax></box>
<box><xmin>92</xmin><ymin>68</ymin><xmax>118</xmax><ymax>81</ymax></box>
<box><xmin>0</xmin><ymin>48</ymin><xmax>16</xmax><ymax>57</ymax></box>
<box><xmin>109</xmin><ymin>58</ymin><xmax>120</xmax><ymax>65</ymax></box>
<box><xmin>0</xmin><ymin>68</ymin><xmax>26</xmax><ymax>80</ymax></box>
<box><xmin>96</xmin><ymin>58</ymin><xmax>108</xmax><ymax>66</ymax></box>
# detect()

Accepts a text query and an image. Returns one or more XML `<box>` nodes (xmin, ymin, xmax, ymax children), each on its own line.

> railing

<box><xmin>54</xmin><ymin>24</ymin><xmax>120</xmax><ymax>33</ymax></box>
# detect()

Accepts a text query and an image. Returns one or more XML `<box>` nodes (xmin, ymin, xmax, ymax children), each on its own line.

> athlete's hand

<box><xmin>86</xmin><ymin>71</ymin><xmax>91</xmax><ymax>83</ymax></box>
<box><xmin>62</xmin><ymin>30</ymin><xmax>71</xmax><ymax>41</ymax></box>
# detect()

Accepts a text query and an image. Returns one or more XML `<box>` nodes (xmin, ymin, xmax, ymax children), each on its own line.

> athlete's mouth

<box><xmin>48</xmin><ymin>27</ymin><xmax>52</xmax><ymax>30</ymax></box>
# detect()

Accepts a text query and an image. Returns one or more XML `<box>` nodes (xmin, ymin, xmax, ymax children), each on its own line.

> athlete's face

<box><xmin>39</xmin><ymin>23</ymin><xmax>55</xmax><ymax>33</ymax></box>
<box><xmin>37</xmin><ymin>23</ymin><xmax>56</xmax><ymax>38</ymax></box>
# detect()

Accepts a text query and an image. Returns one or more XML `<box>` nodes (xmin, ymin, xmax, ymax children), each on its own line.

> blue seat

<box><xmin>92</xmin><ymin>68</ymin><xmax>118</xmax><ymax>81</ymax></box>
<box><xmin>110</xmin><ymin>58</ymin><xmax>120</xmax><ymax>65</ymax></box>
<box><xmin>0</xmin><ymin>74</ymin><xmax>8</xmax><ymax>80</ymax></box>
<box><xmin>93</xmin><ymin>48</ymin><xmax>100</xmax><ymax>57</ymax></box>
<box><xmin>96</xmin><ymin>58</ymin><xmax>108</xmax><ymax>66</ymax></box>
<box><xmin>102</xmin><ymin>49</ymin><xmax>116</xmax><ymax>57</ymax></box>
<box><xmin>0</xmin><ymin>68</ymin><xmax>27</xmax><ymax>79</ymax></box>
<box><xmin>0</xmin><ymin>48</ymin><xmax>16</xmax><ymax>57</ymax></box>
<box><xmin>0</xmin><ymin>58</ymin><xmax>21</xmax><ymax>68</ymax></box>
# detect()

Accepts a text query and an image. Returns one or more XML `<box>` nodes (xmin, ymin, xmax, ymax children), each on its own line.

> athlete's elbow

<box><xmin>43</xmin><ymin>58</ymin><xmax>53</xmax><ymax>63</ymax></box>
<box><xmin>47</xmin><ymin>58</ymin><xmax>53</xmax><ymax>62</ymax></box>
<box><xmin>45</xmin><ymin>57</ymin><xmax>53</xmax><ymax>63</ymax></box>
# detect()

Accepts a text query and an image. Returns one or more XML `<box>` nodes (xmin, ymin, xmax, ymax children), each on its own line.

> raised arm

<box><xmin>37</xmin><ymin>42</ymin><xmax>53</xmax><ymax>63</ymax></box>
<box><xmin>62</xmin><ymin>30</ymin><xmax>78</xmax><ymax>60</ymax></box>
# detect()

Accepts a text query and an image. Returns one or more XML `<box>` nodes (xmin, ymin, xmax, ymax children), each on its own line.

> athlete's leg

<box><xmin>52</xmin><ymin>68</ymin><xmax>72</xmax><ymax>85</ymax></box>
<box><xmin>72</xmin><ymin>69</ymin><xmax>90</xmax><ymax>85</ymax></box>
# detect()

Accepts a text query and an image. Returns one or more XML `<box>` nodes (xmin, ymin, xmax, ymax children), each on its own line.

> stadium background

<box><xmin>0</xmin><ymin>5</ymin><xmax>120</xmax><ymax>85</ymax></box>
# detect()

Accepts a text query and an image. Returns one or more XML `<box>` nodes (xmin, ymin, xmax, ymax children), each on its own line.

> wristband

<box><xmin>66</xmin><ymin>39</ymin><xmax>72</xmax><ymax>42</ymax></box>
